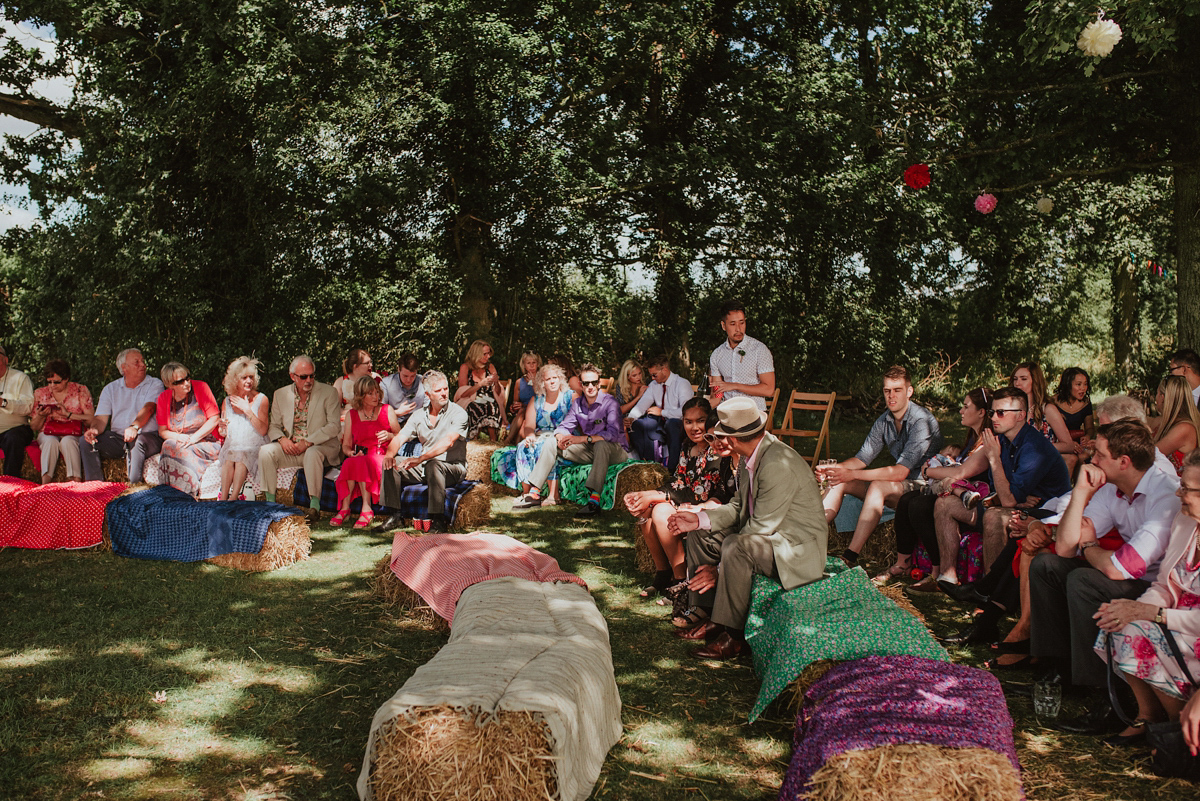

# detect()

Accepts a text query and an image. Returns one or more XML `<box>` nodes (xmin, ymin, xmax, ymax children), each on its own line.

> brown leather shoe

<box><xmin>691</xmin><ymin>632</ymin><xmax>747</xmax><ymax>660</ymax></box>
<box><xmin>304</xmin><ymin>507</ymin><xmax>321</xmax><ymax>525</ymax></box>
<box><xmin>675</xmin><ymin>620</ymin><xmax>720</xmax><ymax>641</ymax></box>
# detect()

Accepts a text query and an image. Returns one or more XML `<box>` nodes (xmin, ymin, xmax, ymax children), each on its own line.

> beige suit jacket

<box><xmin>704</xmin><ymin>432</ymin><xmax>828</xmax><ymax>590</ymax></box>
<box><xmin>267</xmin><ymin>381</ymin><xmax>342</xmax><ymax>447</ymax></box>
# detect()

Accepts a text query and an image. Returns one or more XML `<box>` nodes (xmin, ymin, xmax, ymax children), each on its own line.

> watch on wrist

<box><xmin>1154</xmin><ymin>607</ymin><xmax>1166</xmax><ymax>625</ymax></box>
<box><xmin>587</xmin><ymin>435</ymin><xmax>593</xmax><ymax>444</ymax></box>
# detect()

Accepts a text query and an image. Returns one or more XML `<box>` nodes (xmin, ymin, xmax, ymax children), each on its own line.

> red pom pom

<box><xmin>903</xmin><ymin>163</ymin><xmax>931</xmax><ymax>189</ymax></box>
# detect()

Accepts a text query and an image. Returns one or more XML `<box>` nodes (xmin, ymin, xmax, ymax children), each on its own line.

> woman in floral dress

<box><xmin>156</xmin><ymin>362</ymin><xmax>222</xmax><ymax>496</ymax></box>
<box><xmin>508</xmin><ymin>363</ymin><xmax>573</xmax><ymax>505</ymax></box>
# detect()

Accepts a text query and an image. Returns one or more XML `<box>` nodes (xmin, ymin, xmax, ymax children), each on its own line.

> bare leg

<box><xmin>650</xmin><ymin>502</ymin><xmax>686</xmax><ymax>578</ymax></box>
<box><xmin>640</xmin><ymin>509</ymin><xmax>670</xmax><ymax>572</ymax></box>
<box><xmin>981</xmin><ymin>507</ymin><xmax>1013</xmax><ymax>571</ymax></box>
<box><xmin>543</xmin><ymin>478</ymin><xmax>560</xmax><ymax>505</ymax></box>
<box><xmin>823</xmin><ymin>478</ymin><xmax>867</xmax><ymax>526</ymax></box>
<box><xmin>219</xmin><ymin>460</ymin><xmax>236</xmax><ymax>500</ymax></box>
<box><xmin>993</xmin><ymin>548</ymin><xmax>1042</xmax><ymax>666</ymax></box>
<box><xmin>1111</xmin><ymin>675</ymin><xmax>1170</xmax><ymax>737</ymax></box>
<box><xmin>933</xmin><ymin>496</ymin><xmax>978</xmax><ymax>584</ymax></box>
<box><xmin>847</xmin><ymin>480</ymin><xmax>908</xmax><ymax>555</ymax></box>
<box><xmin>231</xmin><ymin>463</ymin><xmax>249</xmax><ymax>499</ymax></box>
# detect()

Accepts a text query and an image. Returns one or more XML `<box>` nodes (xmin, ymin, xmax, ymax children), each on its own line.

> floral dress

<box><xmin>159</xmin><ymin>388</ymin><xmax>222</xmax><ymax>496</ymax></box>
<box><xmin>1097</xmin><ymin>534</ymin><xmax>1200</xmax><ymax>700</ymax></box>
<box><xmin>513</xmin><ymin>390</ymin><xmax>574</xmax><ymax>485</ymax></box>
<box><xmin>465</xmin><ymin>369</ymin><xmax>503</xmax><ymax>439</ymax></box>
<box><xmin>663</xmin><ymin>445</ymin><xmax>732</xmax><ymax>505</ymax></box>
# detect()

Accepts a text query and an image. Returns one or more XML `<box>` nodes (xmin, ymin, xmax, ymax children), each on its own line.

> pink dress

<box><xmin>336</xmin><ymin>405</ymin><xmax>392</xmax><ymax>505</ymax></box>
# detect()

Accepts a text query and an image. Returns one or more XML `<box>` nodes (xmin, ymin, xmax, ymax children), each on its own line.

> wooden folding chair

<box><xmin>599</xmin><ymin>377</ymin><xmax>614</xmax><ymax>393</ymax></box>
<box><xmin>776</xmin><ymin>391</ymin><xmax>838</xmax><ymax>464</ymax></box>
<box><xmin>765</xmin><ymin>388</ymin><xmax>781</xmax><ymax>430</ymax></box>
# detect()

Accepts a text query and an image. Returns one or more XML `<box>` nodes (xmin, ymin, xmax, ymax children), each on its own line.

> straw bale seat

<box><xmin>21</xmin><ymin>446</ymin><xmax>69</xmax><ymax>483</ymax></box>
<box><xmin>358</xmin><ymin>575</ymin><xmax>622</xmax><ymax>801</ymax></box>
<box><xmin>370</xmin><ymin>552</ymin><xmax>450</xmax><ymax>632</ymax></box>
<box><xmin>296</xmin><ymin>474</ymin><xmax>489</xmax><ymax>531</ymax></box>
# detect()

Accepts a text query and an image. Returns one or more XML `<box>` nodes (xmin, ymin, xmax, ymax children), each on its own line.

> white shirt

<box><xmin>1082</xmin><ymin>467</ymin><xmax>1181</xmax><ymax>581</ymax></box>
<box><xmin>1192</xmin><ymin>383</ymin><xmax>1200</xmax><ymax>408</ymax></box>
<box><xmin>627</xmin><ymin>371</ymin><xmax>694</xmax><ymax>420</ymax></box>
<box><xmin>709</xmin><ymin>335</ymin><xmax>774</xmax><ymax>411</ymax></box>
<box><xmin>0</xmin><ymin>366</ymin><xmax>34</xmax><ymax>433</ymax></box>
<box><xmin>96</xmin><ymin>375</ymin><xmax>166</xmax><ymax>433</ymax></box>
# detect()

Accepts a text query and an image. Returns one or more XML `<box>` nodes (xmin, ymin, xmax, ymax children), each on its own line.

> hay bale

<box><xmin>451</xmin><ymin>481</ymin><xmax>491</xmax><ymax>531</ymax></box>
<box><xmin>102</xmin><ymin>458</ymin><xmax>129</xmax><ymax>483</ymax></box>
<box><xmin>21</xmin><ymin>452</ymin><xmax>67</xmax><ymax>483</ymax></box>
<box><xmin>370</xmin><ymin>554</ymin><xmax>449</xmax><ymax>632</ymax></box>
<box><xmin>465</xmin><ymin>440</ymin><xmax>500</xmax><ymax>482</ymax></box>
<box><xmin>633</xmin><ymin>529</ymin><xmax>656</xmax><ymax>574</ymax></box>
<box><xmin>787</xmin><ymin>660</ymin><xmax>842</xmax><ymax>711</ymax></box>
<box><xmin>206</xmin><ymin>515</ymin><xmax>311</xmax><ymax>572</ymax></box>
<box><xmin>367</xmin><ymin>706</ymin><xmax>556</xmax><ymax>801</ymax></box>
<box><xmin>877</xmin><ymin>582</ymin><xmax>926</xmax><ymax>624</ymax></box>
<box><xmin>802</xmin><ymin>744</ymin><xmax>1022</xmax><ymax>801</ymax></box>
<box><xmin>612</xmin><ymin>462</ymin><xmax>669</xmax><ymax>514</ymax></box>
<box><xmin>98</xmin><ymin>483</ymin><xmax>154</xmax><ymax>551</ymax></box>
<box><xmin>275</xmin><ymin>469</ymin><xmax>298</xmax><ymax>508</ymax></box>
<box><xmin>827</xmin><ymin>519</ymin><xmax>896</xmax><ymax>570</ymax></box>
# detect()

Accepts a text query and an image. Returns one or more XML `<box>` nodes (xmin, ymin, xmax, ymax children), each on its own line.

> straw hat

<box><xmin>714</xmin><ymin>397</ymin><xmax>767</xmax><ymax>438</ymax></box>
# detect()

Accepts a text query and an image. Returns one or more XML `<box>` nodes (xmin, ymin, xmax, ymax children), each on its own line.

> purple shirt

<box><xmin>555</xmin><ymin>392</ymin><xmax>629</xmax><ymax>449</ymax></box>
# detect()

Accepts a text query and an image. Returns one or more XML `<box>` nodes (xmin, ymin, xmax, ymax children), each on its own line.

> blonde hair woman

<box><xmin>505</xmin><ymin>350</ymin><xmax>542</xmax><ymax>444</ymax></box>
<box><xmin>1154</xmin><ymin>374</ymin><xmax>1200</xmax><ymax>474</ymax></box>
<box><xmin>216</xmin><ymin>356</ymin><xmax>269</xmax><ymax>500</ymax></box>
<box><xmin>455</xmin><ymin>339</ymin><xmax>506</xmax><ymax>440</ymax></box>
<box><xmin>615</xmin><ymin>359</ymin><xmax>648</xmax><ymax>415</ymax></box>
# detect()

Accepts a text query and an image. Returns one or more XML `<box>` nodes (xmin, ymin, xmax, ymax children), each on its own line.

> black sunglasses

<box><xmin>171</xmin><ymin>375</ymin><xmax>191</xmax><ymax>386</ymax></box>
<box><xmin>580</xmin><ymin>379</ymin><xmax>600</xmax><ymax>387</ymax></box>
<box><xmin>988</xmin><ymin>408</ymin><xmax>1022</xmax><ymax>417</ymax></box>
<box><xmin>293</xmin><ymin>373</ymin><xmax>315</xmax><ymax>380</ymax></box>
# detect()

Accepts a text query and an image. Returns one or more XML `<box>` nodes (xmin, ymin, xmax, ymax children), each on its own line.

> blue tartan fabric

<box><xmin>106</xmin><ymin>485</ymin><xmax>298</xmax><ymax>562</ymax></box>
<box><xmin>294</xmin><ymin>475</ymin><xmax>476</xmax><ymax>520</ymax></box>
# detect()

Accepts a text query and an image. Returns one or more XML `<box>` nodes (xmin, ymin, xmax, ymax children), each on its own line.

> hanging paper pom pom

<box><xmin>903</xmin><ymin>164</ymin><xmax>930</xmax><ymax>189</ymax></box>
<box><xmin>1077</xmin><ymin>17</ymin><xmax>1122</xmax><ymax>57</ymax></box>
<box><xmin>975</xmin><ymin>193</ymin><xmax>997</xmax><ymax>214</ymax></box>
<box><xmin>1036</xmin><ymin>197</ymin><xmax>1054</xmax><ymax>214</ymax></box>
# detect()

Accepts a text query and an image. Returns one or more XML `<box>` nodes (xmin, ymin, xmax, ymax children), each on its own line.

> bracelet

<box><xmin>1079</xmin><ymin>541</ymin><xmax>1098</xmax><ymax>552</ymax></box>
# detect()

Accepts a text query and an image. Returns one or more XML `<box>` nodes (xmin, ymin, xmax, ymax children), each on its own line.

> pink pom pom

<box><xmin>975</xmin><ymin>193</ymin><xmax>997</xmax><ymax>214</ymax></box>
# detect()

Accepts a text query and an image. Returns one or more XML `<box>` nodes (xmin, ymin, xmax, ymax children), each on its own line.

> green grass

<box><xmin>0</xmin><ymin>418</ymin><xmax>1195</xmax><ymax>799</ymax></box>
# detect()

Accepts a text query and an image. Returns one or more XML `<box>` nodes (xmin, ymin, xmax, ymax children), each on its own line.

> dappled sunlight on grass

<box><xmin>0</xmin><ymin>646</ymin><xmax>67</xmax><ymax>669</ymax></box>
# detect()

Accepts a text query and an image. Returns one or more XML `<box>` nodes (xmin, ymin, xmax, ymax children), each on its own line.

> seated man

<box><xmin>707</xmin><ymin>298</ymin><xmax>775</xmax><ymax>411</ymax></box>
<box><xmin>820</xmin><ymin>365</ymin><xmax>942</xmax><ymax>566</ymax></box>
<box><xmin>1029</xmin><ymin>420</ymin><xmax>1181</xmax><ymax>733</ymax></box>
<box><xmin>379</xmin><ymin>351</ymin><xmax>426</xmax><ymax>426</ymax></box>
<box><xmin>379</xmin><ymin>370</ymin><xmax>468</xmax><ymax>533</ymax></box>
<box><xmin>81</xmin><ymin>348</ymin><xmax>164</xmax><ymax>483</ymax></box>
<box><xmin>627</xmin><ymin>354</ymin><xmax>694</xmax><ymax>471</ymax></box>
<box><xmin>668</xmin><ymin>397</ymin><xmax>828</xmax><ymax>660</ymax></box>
<box><xmin>1168</xmin><ymin>347</ymin><xmax>1200</xmax><ymax>407</ymax></box>
<box><xmin>257</xmin><ymin>355</ymin><xmax>343</xmax><ymax>523</ymax></box>
<box><xmin>0</xmin><ymin>344</ymin><xmax>34</xmax><ymax>477</ymax></box>
<box><xmin>513</xmin><ymin>363</ymin><xmax>631</xmax><ymax>517</ymax></box>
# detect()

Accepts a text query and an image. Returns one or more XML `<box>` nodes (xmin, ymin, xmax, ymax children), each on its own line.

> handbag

<box><xmin>1106</xmin><ymin>627</ymin><xmax>1200</xmax><ymax>780</ymax></box>
<box><xmin>43</xmin><ymin>417</ymin><xmax>84</xmax><ymax>437</ymax></box>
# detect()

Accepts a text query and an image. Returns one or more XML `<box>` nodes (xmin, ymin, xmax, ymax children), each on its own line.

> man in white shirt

<box><xmin>708</xmin><ymin>299</ymin><xmax>775</xmax><ymax>412</ymax></box>
<box><xmin>627</xmin><ymin>354</ymin><xmax>694</xmax><ymax>471</ymax></box>
<box><xmin>82</xmin><ymin>348</ymin><xmax>165</xmax><ymax>482</ymax></box>
<box><xmin>1168</xmin><ymin>348</ymin><xmax>1200</xmax><ymax>407</ymax></box>
<box><xmin>1029</xmin><ymin>420</ymin><xmax>1180</xmax><ymax>731</ymax></box>
<box><xmin>0</xmin><ymin>344</ymin><xmax>35</xmax><ymax>477</ymax></box>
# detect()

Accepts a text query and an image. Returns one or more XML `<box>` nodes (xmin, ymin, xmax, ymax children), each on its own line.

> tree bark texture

<box><xmin>1111</xmin><ymin>254</ymin><xmax>1141</xmax><ymax>389</ymax></box>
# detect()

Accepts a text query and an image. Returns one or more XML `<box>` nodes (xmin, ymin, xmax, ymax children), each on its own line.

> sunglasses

<box><xmin>703</xmin><ymin>432</ymin><xmax>730</xmax><ymax>443</ymax></box>
<box><xmin>171</xmin><ymin>375</ymin><xmax>191</xmax><ymax>386</ymax></box>
<box><xmin>988</xmin><ymin>408</ymin><xmax>1022</xmax><ymax>417</ymax></box>
<box><xmin>293</xmin><ymin>373</ymin><xmax>315</xmax><ymax>380</ymax></box>
<box><xmin>580</xmin><ymin>379</ymin><xmax>600</xmax><ymax>387</ymax></box>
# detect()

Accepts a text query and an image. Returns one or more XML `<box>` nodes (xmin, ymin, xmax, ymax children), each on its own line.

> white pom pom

<box><xmin>1077</xmin><ymin>18</ymin><xmax>1123</xmax><ymax>57</ymax></box>
<box><xmin>1036</xmin><ymin>197</ymin><xmax>1054</xmax><ymax>214</ymax></box>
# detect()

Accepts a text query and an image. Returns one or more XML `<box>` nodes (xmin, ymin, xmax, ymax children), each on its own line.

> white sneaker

<box><xmin>512</xmin><ymin>493</ymin><xmax>543</xmax><ymax>510</ymax></box>
<box><xmin>961</xmin><ymin>490</ymin><xmax>981</xmax><ymax>509</ymax></box>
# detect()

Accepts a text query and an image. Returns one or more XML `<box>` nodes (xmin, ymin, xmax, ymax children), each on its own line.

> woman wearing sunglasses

<box><xmin>155</xmin><ymin>362</ymin><xmax>222</xmax><ymax>496</ymax></box>
<box><xmin>29</xmin><ymin>359</ymin><xmax>93</xmax><ymax>483</ymax></box>
<box><xmin>624</xmin><ymin>397</ymin><xmax>735</xmax><ymax>604</ymax></box>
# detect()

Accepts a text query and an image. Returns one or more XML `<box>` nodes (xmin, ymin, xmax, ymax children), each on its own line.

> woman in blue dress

<box><xmin>506</xmin><ymin>364</ymin><xmax>573</xmax><ymax>504</ymax></box>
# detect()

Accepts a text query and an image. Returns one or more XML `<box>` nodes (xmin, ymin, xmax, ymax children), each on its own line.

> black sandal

<box><xmin>639</xmin><ymin>570</ymin><xmax>673</xmax><ymax>600</ymax></box>
<box><xmin>672</xmin><ymin>606</ymin><xmax>710</xmax><ymax>628</ymax></box>
<box><xmin>989</xmin><ymin>638</ymin><xmax>1031</xmax><ymax>655</ymax></box>
<box><xmin>984</xmin><ymin>654</ymin><xmax>1034</xmax><ymax>671</ymax></box>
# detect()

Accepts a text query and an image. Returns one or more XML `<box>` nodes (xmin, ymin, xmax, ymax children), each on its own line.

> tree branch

<box><xmin>0</xmin><ymin>92</ymin><xmax>81</xmax><ymax>138</ymax></box>
<box><xmin>983</xmin><ymin>160</ymin><xmax>1185</xmax><ymax>193</ymax></box>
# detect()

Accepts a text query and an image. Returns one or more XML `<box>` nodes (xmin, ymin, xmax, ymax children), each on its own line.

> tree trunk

<box><xmin>1176</xmin><ymin>160</ymin><xmax>1200</xmax><ymax>347</ymax></box>
<box><xmin>1111</xmin><ymin>254</ymin><xmax>1141</xmax><ymax>389</ymax></box>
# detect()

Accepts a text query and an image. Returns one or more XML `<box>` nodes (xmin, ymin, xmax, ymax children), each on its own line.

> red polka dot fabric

<box><xmin>0</xmin><ymin>476</ymin><xmax>127</xmax><ymax>549</ymax></box>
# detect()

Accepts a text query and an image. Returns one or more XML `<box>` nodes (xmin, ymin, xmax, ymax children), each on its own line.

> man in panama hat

<box><xmin>669</xmin><ymin>397</ymin><xmax>828</xmax><ymax>660</ymax></box>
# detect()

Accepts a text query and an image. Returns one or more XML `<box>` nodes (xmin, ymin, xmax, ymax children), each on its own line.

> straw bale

<box><xmin>367</xmin><ymin>706</ymin><xmax>556</xmax><ymax>801</ymax></box>
<box><xmin>827</xmin><ymin>520</ymin><xmax>896</xmax><ymax>569</ymax></box>
<box><xmin>465</xmin><ymin>440</ymin><xmax>501</xmax><ymax>482</ymax></box>
<box><xmin>877</xmin><ymin>583</ymin><xmax>926</xmax><ymax>624</ymax></box>
<box><xmin>451</xmin><ymin>482</ymin><xmax>492</xmax><ymax>531</ymax></box>
<box><xmin>613</xmin><ymin>463</ymin><xmax>669</xmax><ymax>514</ymax></box>
<box><xmin>21</xmin><ymin>453</ymin><xmax>67</xmax><ymax>483</ymax></box>
<box><xmin>787</xmin><ymin>660</ymin><xmax>842</xmax><ymax>711</ymax></box>
<box><xmin>370</xmin><ymin>554</ymin><xmax>449</xmax><ymax>632</ymax></box>
<box><xmin>102</xmin><ymin>458</ymin><xmax>129</xmax><ymax>483</ymax></box>
<box><xmin>275</xmin><ymin>470</ymin><xmax>297</xmax><ymax>508</ymax></box>
<box><xmin>801</xmin><ymin>744</ymin><xmax>1021</xmax><ymax>801</ymax></box>
<box><xmin>633</xmin><ymin>530</ymin><xmax>656</xmax><ymax>574</ymax></box>
<box><xmin>98</xmin><ymin>482</ymin><xmax>154</xmax><ymax>551</ymax></box>
<box><xmin>206</xmin><ymin>515</ymin><xmax>311</xmax><ymax>572</ymax></box>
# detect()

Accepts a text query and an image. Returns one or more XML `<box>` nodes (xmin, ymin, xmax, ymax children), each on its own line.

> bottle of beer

<box><xmin>695</xmin><ymin>373</ymin><xmax>710</xmax><ymax>397</ymax></box>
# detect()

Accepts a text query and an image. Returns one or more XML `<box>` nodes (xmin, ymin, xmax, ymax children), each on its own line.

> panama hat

<box><xmin>714</xmin><ymin>397</ymin><xmax>767</xmax><ymax>438</ymax></box>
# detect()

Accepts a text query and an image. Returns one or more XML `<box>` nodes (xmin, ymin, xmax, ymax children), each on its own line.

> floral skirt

<box><xmin>1095</xmin><ymin>621</ymin><xmax>1200</xmax><ymax>701</ymax></box>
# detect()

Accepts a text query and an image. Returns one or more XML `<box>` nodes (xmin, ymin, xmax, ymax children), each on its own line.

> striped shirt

<box><xmin>709</xmin><ymin>335</ymin><xmax>774</xmax><ymax>411</ymax></box>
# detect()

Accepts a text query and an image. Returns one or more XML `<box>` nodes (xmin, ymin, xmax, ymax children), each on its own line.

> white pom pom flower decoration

<box><xmin>1077</xmin><ymin>18</ymin><xmax>1122</xmax><ymax>57</ymax></box>
<box><xmin>1036</xmin><ymin>197</ymin><xmax>1054</xmax><ymax>214</ymax></box>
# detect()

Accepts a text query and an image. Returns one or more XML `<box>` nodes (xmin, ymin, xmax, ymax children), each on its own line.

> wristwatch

<box><xmin>1154</xmin><ymin>607</ymin><xmax>1166</xmax><ymax>625</ymax></box>
<box><xmin>587</xmin><ymin>435</ymin><xmax>593</xmax><ymax>444</ymax></box>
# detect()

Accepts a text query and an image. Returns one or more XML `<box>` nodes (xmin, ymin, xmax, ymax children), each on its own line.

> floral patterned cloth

<box><xmin>158</xmin><ymin>394</ymin><xmax>221</xmax><ymax>497</ymax></box>
<box><xmin>1095</xmin><ymin>541</ymin><xmax>1200</xmax><ymax>700</ymax></box>
<box><xmin>663</xmin><ymin>444</ymin><xmax>733</xmax><ymax>505</ymax></box>
<box><xmin>505</xmin><ymin>390</ymin><xmax>574</xmax><ymax>488</ymax></box>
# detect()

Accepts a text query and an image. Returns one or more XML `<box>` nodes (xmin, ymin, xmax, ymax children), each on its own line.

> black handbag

<box><xmin>1106</xmin><ymin>627</ymin><xmax>1200</xmax><ymax>780</ymax></box>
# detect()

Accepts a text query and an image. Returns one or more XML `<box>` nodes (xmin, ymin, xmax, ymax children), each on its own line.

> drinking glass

<box><xmin>1032</xmin><ymin>680</ymin><xmax>1062</xmax><ymax>719</ymax></box>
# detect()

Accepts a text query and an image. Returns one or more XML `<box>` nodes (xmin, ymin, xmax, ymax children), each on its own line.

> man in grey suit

<box><xmin>669</xmin><ymin>397</ymin><xmax>828</xmax><ymax>660</ymax></box>
<box><xmin>257</xmin><ymin>355</ymin><xmax>343</xmax><ymax>523</ymax></box>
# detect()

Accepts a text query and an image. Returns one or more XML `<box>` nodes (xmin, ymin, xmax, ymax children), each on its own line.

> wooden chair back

<box><xmin>765</xmin><ymin>387</ymin><xmax>781</xmax><ymax>430</ymax></box>
<box><xmin>775</xmin><ymin>390</ymin><xmax>838</xmax><ymax>464</ymax></box>
<box><xmin>599</xmin><ymin>377</ymin><xmax>614</xmax><ymax>393</ymax></box>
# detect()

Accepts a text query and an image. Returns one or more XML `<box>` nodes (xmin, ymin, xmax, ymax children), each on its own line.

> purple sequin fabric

<box><xmin>779</xmin><ymin>655</ymin><xmax>1023</xmax><ymax>801</ymax></box>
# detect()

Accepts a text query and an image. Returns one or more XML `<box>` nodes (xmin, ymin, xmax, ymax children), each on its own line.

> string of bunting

<box><xmin>1131</xmin><ymin>252</ymin><xmax>1169</xmax><ymax>279</ymax></box>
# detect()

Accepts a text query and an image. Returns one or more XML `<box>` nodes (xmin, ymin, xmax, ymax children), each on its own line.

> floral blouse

<box><xmin>33</xmin><ymin>382</ymin><xmax>94</xmax><ymax>417</ymax></box>
<box><xmin>663</xmin><ymin>445</ymin><xmax>734</xmax><ymax>505</ymax></box>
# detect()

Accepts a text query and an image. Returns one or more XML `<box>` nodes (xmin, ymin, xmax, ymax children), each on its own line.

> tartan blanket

<box><xmin>780</xmin><ymin>655</ymin><xmax>1023</xmax><ymax>800</ymax></box>
<box><xmin>489</xmin><ymin>447</ymin><xmax>647</xmax><ymax>510</ymax></box>
<box><xmin>294</xmin><ymin>474</ymin><xmax>476</xmax><ymax>520</ymax></box>
<box><xmin>0</xmin><ymin>476</ymin><xmax>126</xmax><ymax>550</ymax></box>
<box><xmin>745</xmin><ymin>561</ymin><xmax>948</xmax><ymax>721</ymax></box>
<box><xmin>106</xmin><ymin>485</ymin><xmax>297</xmax><ymax>562</ymax></box>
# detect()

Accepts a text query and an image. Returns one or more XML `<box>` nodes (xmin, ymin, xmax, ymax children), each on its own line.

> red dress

<box><xmin>336</xmin><ymin>405</ymin><xmax>392</xmax><ymax>505</ymax></box>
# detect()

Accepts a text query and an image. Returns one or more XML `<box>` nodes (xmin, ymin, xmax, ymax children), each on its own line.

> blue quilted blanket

<box><xmin>106</xmin><ymin>485</ymin><xmax>298</xmax><ymax>562</ymax></box>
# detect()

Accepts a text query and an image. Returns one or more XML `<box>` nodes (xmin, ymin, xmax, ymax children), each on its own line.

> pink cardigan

<box><xmin>155</xmin><ymin>380</ymin><xmax>220</xmax><ymax>430</ymax></box>
<box><xmin>1139</xmin><ymin>511</ymin><xmax>1200</xmax><ymax>641</ymax></box>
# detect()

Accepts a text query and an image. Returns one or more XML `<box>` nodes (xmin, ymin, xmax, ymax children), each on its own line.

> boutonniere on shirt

<box><xmin>737</xmin><ymin>348</ymin><xmax>745</xmax><ymax>362</ymax></box>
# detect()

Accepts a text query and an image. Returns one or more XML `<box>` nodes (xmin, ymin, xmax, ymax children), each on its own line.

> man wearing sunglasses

<box><xmin>627</xmin><ymin>354</ymin><xmax>693</xmax><ymax>472</ymax></box>
<box><xmin>513</xmin><ymin>363</ymin><xmax>630</xmax><ymax>518</ymax></box>
<box><xmin>258</xmin><ymin>355</ymin><xmax>343</xmax><ymax>524</ymax></box>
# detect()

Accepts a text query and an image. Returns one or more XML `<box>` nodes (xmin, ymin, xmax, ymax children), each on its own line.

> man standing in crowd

<box><xmin>379</xmin><ymin>370</ymin><xmax>468</xmax><ymax>533</ymax></box>
<box><xmin>668</xmin><ymin>398</ymin><xmax>827</xmax><ymax>660</ymax></box>
<box><xmin>627</xmin><ymin>354</ymin><xmax>693</xmax><ymax>471</ymax></box>
<box><xmin>81</xmin><ymin>348</ymin><xmax>164</xmax><ymax>483</ymax></box>
<box><xmin>708</xmin><ymin>299</ymin><xmax>775</xmax><ymax>412</ymax></box>
<box><xmin>379</xmin><ymin>352</ymin><xmax>426</xmax><ymax>426</ymax></box>
<box><xmin>258</xmin><ymin>355</ymin><xmax>342</xmax><ymax>523</ymax></box>
<box><xmin>0</xmin><ymin>344</ymin><xmax>34</xmax><ymax>477</ymax></box>
<box><xmin>513</xmin><ymin>363</ymin><xmax>630</xmax><ymax>517</ymax></box>
<box><xmin>820</xmin><ymin>365</ymin><xmax>942</xmax><ymax>566</ymax></box>
<box><xmin>1168</xmin><ymin>348</ymin><xmax>1200</xmax><ymax>407</ymax></box>
<box><xmin>1029</xmin><ymin>421</ymin><xmax>1180</xmax><ymax>734</ymax></box>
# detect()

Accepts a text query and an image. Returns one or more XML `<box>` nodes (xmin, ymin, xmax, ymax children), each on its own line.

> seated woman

<box><xmin>216</xmin><ymin>356</ymin><xmax>269</xmax><ymax>501</ymax></box>
<box><xmin>156</xmin><ymin>362</ymin><xmax>222</xmax><ymax>496</ymax></box>
<box><xmin>622</xmin><ymin>398</ymin><xmax>734</xmax><ymax>601</ymax></box>
<box><xmin>1095</xmin><ymin>448</ymin><xmax>1200</xmax><ymax>745</ymax></box>
<box><xmin>1155</xmin><ymin>375</ymin><xmax>1200</xmax><ymax>474</ymax></box>
<box><xmin>509</xmin><ymin>364</ymin><xmax>574</xmax><ymax>506</ymax></box>
<box><xmin>30</xmin><ymin>359</ymin><xmax>93</xmax><ymax>484</ymax></box>
<box><xmin>875</xmin><ymin>387</ymin><xmax>991</xmax><ymax>590</ymax></box>
<box><xmin>1010</xmin><ymin>361</ymin><xmax>1053</xmax><ymax>440</ymax></box>
<box><xmin>333</xmin><ymin>376</ymin><xmax>399</xmax><ymax>528</ymax></box>
<box><xmin>548</xmin><ymin>353</ymin><xmax>585</xmax><ymax>396</ymax></box>
<box><xmin>1044</xmin><ymin>367</ymin><xmax>1093</xmax><ymax>472</ymax></box>
<box><xmin>455</xmin><ymin>339</ymin><xmax>507</xmax><ymax>441</ymax></box>
<box><xmin>614</xmin><ymin>359</ymin><xmax>648</xmax><ymax>416</ymax></box>
<box><xmin>333</xmin><ymin>348</ymin><xmax>379</xmax><ymax>407</ymax></box>
<box><xmin>504</xmin><ymin>351</ymin><xmax>541</xmax><ymax>445</ymax></box>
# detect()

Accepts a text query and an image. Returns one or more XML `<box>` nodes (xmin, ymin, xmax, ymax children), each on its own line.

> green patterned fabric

<box><xmin>744</xmin><ymin>564</ymin><xmax>948</xmax><ymax>721</ymax></box>
<box><xmin>489</xmin><ymin>446</ymin><xmax>650</xmax><ymax>510</ymax></box>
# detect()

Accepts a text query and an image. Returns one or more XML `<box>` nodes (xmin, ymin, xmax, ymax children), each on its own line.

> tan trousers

<box><xmin>258</xmin><ymin>438</ymin><xmax>342</xmax><ymax>498</ymax></box>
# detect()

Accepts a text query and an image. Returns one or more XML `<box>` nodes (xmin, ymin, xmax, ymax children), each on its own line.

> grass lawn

<box><xmin>1</xmin><ymin>416</ymin><xmax>1196</xmax><ymax>799</ymax></box>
